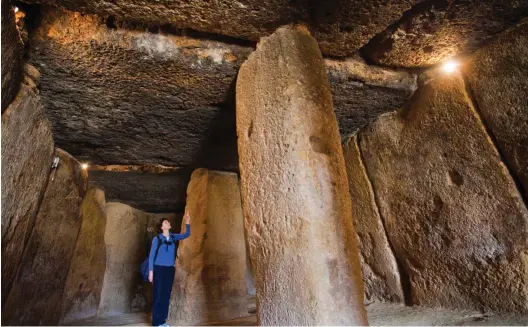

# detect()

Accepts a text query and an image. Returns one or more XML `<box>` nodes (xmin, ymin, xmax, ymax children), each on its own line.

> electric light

<box><xmin>14</xmin><ymin>7</ymin><xmax>19</xmax><ymax>13</ymax></box>
<box><xmin>441</xmin><ymin>60</ymin><xmax>459</xmax><ymax>74</ymax></box>
<box><xmin>81</xmin><ymin>163</ymin><xmax>89</xmax><ymax>170</ymax></box>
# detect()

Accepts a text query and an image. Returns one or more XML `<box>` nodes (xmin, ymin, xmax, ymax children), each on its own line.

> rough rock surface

<box><xmin>98</xmin><ymin>202</ymin><xmax>148</xmax><ymax>316</ymax></box>
<box><xmin>326</xmin><ymin>56</ymin><xmax>417</xmax><ymax>136</ymax></box>
<box><xmin>29</xmin><ymin>6</ymin><xmax>249</xmax><ymax>169</ymax></box>
<box><xmin>88</xmin><ymin>167</ymin><xmax>191</xmax><ymax>212</ymax></box>
<box><xmin>169</xmin><ymin>169</ymin><xmax>248</xmax><ymax>325</ymax></box>
<box><xmin>29</xmin><ymin>7</ymin><xmax>419</xmax><ymax>166</ymax></box>
<box><xmin>236</xmin><ymin>26</ymin><xmax>367</xmax><ymax>325</ymax></box>
<box><xmin>61</xmin><ymin>188</ymin><xmax>107</xmax><ymax>324</ymax></box>
<box><xmin>363</xmin><ymin>0</ymin><xmax>528</xmax><ymax>67</ymax></box>
<box><xmin>464</xmin><ymin>21</ymin><xmax>528</xmax><ymax>200</ymax></box>
<box><xmin>1</xmin><ymin>78</ymin><xmax>54</xmax><ymax>305</ymax></box>
<box><xmin>1</xmin><ymin>0</ymin><xmax>23</xmax><ymax>112</ymax></box>
<box><xmin>2</xmin><ymin>149</ymin><xmax>88</xmax><ymax>325</ymax></box>
<box><xmin>342</xmin><ymin>135</ymin><xmax>404</xmax><ymax>304</ymax></box>
<box><xmin>98</xmin><ymin>202</ymin><xmax>176</xmax><ymax>315</ymax></box>
<box><xmin>25</xmin><ymin>0</ymin><xmax>417</xmax><ymax>56</ymax></box>
<box><xmin>359</xmin><ymin>73</ymin><xmax>528</xmax><ymax>313</ymax></box>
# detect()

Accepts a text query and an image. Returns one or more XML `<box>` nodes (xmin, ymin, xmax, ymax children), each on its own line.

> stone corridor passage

<box><xmin>2</xmin><ymin>0</ymin><xmax>528</xmax><ymax>325</ymax></box>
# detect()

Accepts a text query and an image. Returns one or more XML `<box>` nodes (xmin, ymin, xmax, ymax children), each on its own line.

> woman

<box><xmin>148</xmin><ymin>212</ymin><xmax>191</xmax><ymax>327</ymax></box>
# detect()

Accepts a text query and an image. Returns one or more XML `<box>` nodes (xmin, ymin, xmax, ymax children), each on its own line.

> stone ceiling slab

<box><xmin>24</xmin><ymin>0</ymin><xmax>417</xmax><ymax>56</ymax></box>
<box><xmin>29</xmin><ymin>7</ymin><xmax>417</xmax><ymax>168</ymax></box>
<box><xmin>363</xmin><ymin>0</ymin><xmax>528</xmax><ymax>67</ymax></box>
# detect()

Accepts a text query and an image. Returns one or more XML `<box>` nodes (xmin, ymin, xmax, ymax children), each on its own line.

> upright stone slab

<box><xmin>1</xmin><ymin>0</ymin><xmax>23</xmax><ymax>112</ymax></box>
<box><xmin>236</xmin><ymin>26</ymin><xmax>367</xmax><ymax>325</ymax></box>
<box><xmin>464</xmin><ymin>21</ymin><xmax>528</xmax><ymax>200</ymax></box>
<box><xmin>2</xmin><ymin>149</ymin><xmax>88</xmax><ymax>325</ymax></box>
<box><xmin>169</xmin><ymin>169</ymin><xmax>248</xmax><ymax>325</ymax></box>
<box><xmin>1</xmin><ymin>79</ymin><xmax>54</xmax><ymax>305</ymax></box>
<box><xmin>60</xmin><ymin>188</ymin><xmax>107</xmax><ymax>324</ymax></box>
<box><xmin>343</xmin><ymin>135</ymin><xmax>404</xmax><ymax>304</ymax></box>
<box><xmin>98</xmin><ymin>203</ymin><xmax>177</xmax><ymax>315</ymax></box>
<box><xmin>359</xmin><ymin>73</ymin><xmax>528</xmax><ymax>313</ymax></box>
<box><xmin>98</xmin><ymin>202</ymin><xmax>149</xmax><ymax>316</ymax></box>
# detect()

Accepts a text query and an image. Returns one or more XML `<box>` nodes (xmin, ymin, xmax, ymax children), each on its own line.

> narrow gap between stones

<box><xmin>356</xmin><ymin>133</ymin><xmax>413</xmax><ymax>306</ymax></box>
<box><xmin>460</xmin><ymin>73</ymin><xmax>528</xmax><ymax>207</ymax></box>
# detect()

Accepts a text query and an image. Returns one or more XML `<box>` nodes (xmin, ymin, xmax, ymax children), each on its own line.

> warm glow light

<box><xmin>441</xmin><ymin>60</ymin><xmax>459</xmax><ymax>74</ymax></box>
<box><xmin>14</xmin><ymin>6</ymin><xmax>19</xmax><ymax>13</ymax></box>
<box><xmin>81</xmin><ymin>163</ymin><xmax>89</xmax><ymax>170</ymax></box>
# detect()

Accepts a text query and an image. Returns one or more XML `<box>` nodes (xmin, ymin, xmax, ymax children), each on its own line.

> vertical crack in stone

<box><xmin>460</xmin><ymin>73</ymin><xmax>528</xmax><ymax>207</ymax></box>
<box><xmin>356</xmin><ymin>133</ymin><xmax>413</xmax><ymax>306</ymax></box>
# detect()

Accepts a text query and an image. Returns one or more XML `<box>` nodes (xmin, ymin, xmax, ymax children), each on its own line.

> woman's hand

<box><xmin>148</xmin><ymin>271</ymin><xmax>153</xmax><ymax>283</ymax></box>
<box><xmin>184</xmin><ymin>212</ymin><xmax>191</xmax><ymax>224</ymax></box>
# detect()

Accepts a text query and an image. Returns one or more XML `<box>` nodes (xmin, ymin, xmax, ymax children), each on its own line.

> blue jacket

<box><xmin>148</xmin><ymin>224</ymin><xmax>191</xmax><ymax>271</ymax></box>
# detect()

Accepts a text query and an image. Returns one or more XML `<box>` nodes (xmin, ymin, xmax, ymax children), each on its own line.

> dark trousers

<box><xmin>152</xmin><ymin>265</ymin><xmax>175</xmax><ymax>326</ymax></box>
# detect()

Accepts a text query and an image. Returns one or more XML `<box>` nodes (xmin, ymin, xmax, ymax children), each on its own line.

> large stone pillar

<box><xmin>2</xmin><ymin>148</ymin><xmax>88</xmax><ymax>325</ymax></box>
<box><xmin>169</xmin><ymin>169</ymin><xmax>249</xmax><ymax>325</ymax></box>
<box><xmin>1</xmin><ymin>74</ymin><xmax>54</xmax><ymax>306</ymax></box>
<box><xmin>236</xmin><ymin>25</ymin><xmax>367</xmax><ymax>325</ymax></box>
<box><xmin>358</xmin><ymin>73</ymin><xmax>528</xmax><ymax>313</ymax></box>
<box><xmin>98</xmin><ymin>202</ymin><xmax>178</xmax><ymax>316</ymax></box>
<box><xmin>60</xmin><ymin>188</ymin><xmax>107</xmax><ymax>324</ymax></box>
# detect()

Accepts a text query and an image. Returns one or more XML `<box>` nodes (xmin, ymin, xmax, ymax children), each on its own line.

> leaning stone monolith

<box><xmin>236</xmin><ymin>25</ymin><xmax>368</xmax><ymax>325</ymax></box>
<box><xmin>169</xmin><ymin>169</ymin><xmax>249</xmax><ymax>325</ymax></box>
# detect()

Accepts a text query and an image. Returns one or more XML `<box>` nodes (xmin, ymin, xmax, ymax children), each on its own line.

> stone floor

<box><xmin>66</xmin><ymin>302</ymin><xmax>528</xmax><ymax>326</ymax></box>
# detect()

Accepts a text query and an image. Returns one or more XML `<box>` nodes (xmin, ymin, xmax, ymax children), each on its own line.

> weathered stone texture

<box><xmin>464</xmin><ymin>21</ymin><xmax>528</xmax><ymax>200</ymax></box>
<box><xmin>88</xmin><ymin>167</ymin><xmax>191</xmax><ymax>212</ymax></box>
<box><xmin>1</xmin><ymin>79</ymin><xmax>54</xmax><ymax>305</ymax></box>
<box><xmin>98</xmin><ymin>202</ymin><xmax>176</xmax><ymax>315</ymax></box>
<box><xmin>1</xmin><ymin>0</ymin><xmax>23</xmax><ymax>112</ymax></box>
<box><xmin>169</xmin><ymin>169</ymin><xmax>248</xmax><ymax>325</ymax></box>
<box><xmin>236</xmin><ymin>26</ymin><xmax>367</xmax><ymax>325</ymax></box>
<box><xmin>25</xmin><ymin>0</ymin><xmax>417</xmax><ymax>56</ymax></box>
<box><xmin>28</xmin><ymin>7</ymin><xmax>420</xmax><ymax>167</ymax></box>
<box><xmin>98</xmin><ymin>202</ymin><xmax>148</xmax><ymax>316</ymax></box>
<box><xmin>29</xmin><ymin>6</ymin><xmax>248</xmax><ymax>169</ymax></box>
<box><xmin>327</xmin><ymin>56</ymin><xmax>417</xmax><ymax>136</ymax></box>
<box><xmin>359</xmin><ymin>73</ymin><xmax>528</xmax><ymax>313</ymax></box>
<box><xmin>363</xmin><ymin>0</ymin><xmax>528</xmax><ymax>67</ymax></box>
<box><xmin>343</xmin><ymin>135</ymin><xmax>404</xmax><ymax>304</ymax></box>
<box><xmin>2</xmin><ymin>149</ymin><xmax>88</xmax><ymax>325</ymax></box>
<box><xmin>61</xmin><ymin>188</ymin><xmax>107</xmax><ymax>324</ymax></box>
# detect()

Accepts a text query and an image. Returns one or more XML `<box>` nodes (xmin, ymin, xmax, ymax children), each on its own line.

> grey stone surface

<box><xmin>24</xmin><ymin>0</ymin><xmax>417</xmax><ymax>57</ymax></box>
<box><xmin>1</xmin><ymin>78</ymin><xmax>54</xmax><ymax>305</ymax></box>
<box><xmin>236</xmin><ymin>25</ymin><xmax>367</xmax><ymax>325</ymax></box>
<box><xmin>29</xmin><ymin>6</ymin><xmax>247</xmax><ymax>170</ymax></box>
<box><xmin>88</xmin><ymin>167</ymin><xmax>192</xmax><ymax>212</ymax></box>
<box><xmin>363</xmin><ymin>0</ymin><xmax>528</xmax><ymax>67</ymax></box>
<box><xmin>1</xmin><ymin>0</ymin><xmax>23</xmax><ymax>112</ymax></box>
<box><xmin>343</xmin><ymin>135</ymin><xmax>404</xmax><ymax>304</ymax></box>
<box><xmin>359</xmin><ymin>73</ymin><xmax>528</xmax><ymax>313</ymax></box>
<box><xmin>2</xmin><ymin>149</ymin><xmax>88</xmax><ymax>325</ymax></box>
<box><xmin>464</xmin><ymin>21</ymin><xmax>528</xmax><ymax>200</ymax></box>
<box><xmin>327</xmin><ymin>56</ymin><xmax>417</xmax><ymax>136</ymax></box>
<box><xmin>28</xmin><ymin>7</ymin><xmax>418</xmax><ymax>167</ymax></box>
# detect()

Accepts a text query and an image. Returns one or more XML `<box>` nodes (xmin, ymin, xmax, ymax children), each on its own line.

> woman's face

<box><xmin>162</xmin><ymin>219</ymin><xmax>171</xmax><ymax>231</ymax></box>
